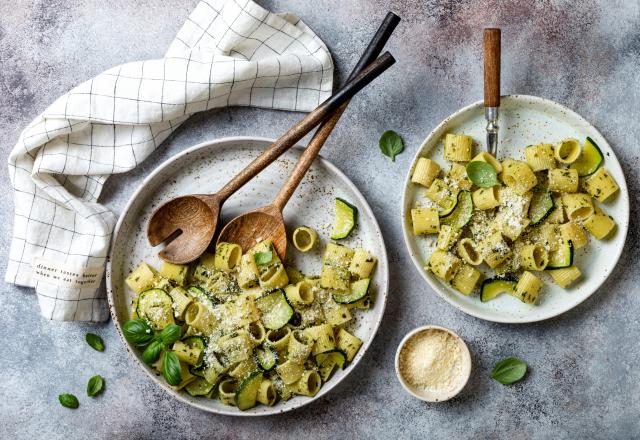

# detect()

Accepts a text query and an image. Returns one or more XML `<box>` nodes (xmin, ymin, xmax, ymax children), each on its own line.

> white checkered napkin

<box><xmin>5</xmin><ymin>0</ymin><xmax>334</xmax><ymax>322</ymax></box>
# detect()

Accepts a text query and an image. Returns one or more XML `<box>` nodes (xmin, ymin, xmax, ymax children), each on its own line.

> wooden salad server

<box><xmin>484</xmin><ymin>28</ymin><xmax>501</xmax><ymax>156</ymax></box>
<box><xmin>147</xmin><ymin>52</ymin><xmax>396</xmax><ymax>264</ymax></box>
<box><xmin>217</xmin><ymin>13</ymin><xmax>400</xmax><ymax>259</ymax></box>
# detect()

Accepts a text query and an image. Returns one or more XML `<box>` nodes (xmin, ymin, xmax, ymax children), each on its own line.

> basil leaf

<box><xmin>157</xmin><ymin>324</ymin><xmax>182</xmax><ymax>346</ymax></box>
<box><xmin>466</xmin><ymin>161</ymin><xmax>498</xmax><ymax>188</ymax></box>
<box><xmin>87</xmin><ymin>375</ymin><xmax>105</xmax><ymax>397</ymax></box>
<box><xmin>142</xmin><ymin>340</ymin><xmax>165</xmax><ymax>365</ymax></box>
<box><xmin>379</xmin><ymin>130</ymin><xmax>404</xmax><ymax>162</ymax></box>
<box><xmin>85</xmin><ymin>333</ymin><xmax>105</xmax><ymax>352</ymax></box>
<box><xmin>58</xmin><ymin>393</ymin><xmax>79</xmax><ymax>409</ymax></box>
<box><xmin>122</xmin><ymin>319</ymin><xmax>154</xmax><ymax>347</ymax></box>
<box><xmin>253</xmin><ymin>251</ymin><xmax>273</xmax><ymax>266</ymax></box>
<box><xmin>491</xmin><ymin>357</ymin><xmax>528</xmax><ymax>385</ymax></box>
<box><xmin>162</xmin><ymin>351</ymin><xmax>182</xmax><ymax>386</ymax></box>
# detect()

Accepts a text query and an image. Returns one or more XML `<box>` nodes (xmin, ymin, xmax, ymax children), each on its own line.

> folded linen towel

<box><xmin>6</xmin><ymin>0</ymin><xmax>333</xmax><ymax>322</ymax></box>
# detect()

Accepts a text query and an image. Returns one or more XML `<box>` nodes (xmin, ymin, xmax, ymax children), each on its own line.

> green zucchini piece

<box><xmin>547</xmin><ymin>240</ymin><xmax>574</xmax><ymax>269</ymax></box>
<box><xmin>185</xmin><ymin>377</ymin><xmax>215</xmax><ymax>397</ymax></box>
<box><xmin>331</xmin><ymin>198</ymin><xmax>358</xmax><ymax>240</ymax></box>
<box><xmin>440</xmin><ymin>191</ymin><xmax>473</xmax><ymax>229</ymax></box>
<box><xmin>256</xmin><ymin>290</ymin><xmax>294</xmax><ymax>330</ymax></box>
<box><xmin>529</xmin><ymin>190</ymin><xmax>554</xmax><ymax>226</ymax></box>
<box><xmin>481</xmin><ymin>277</ymin><xmax>518</xmax><ymax>302</ymax></box>
<box><xmin>182</xmin><ymin>336</ymin><xmax>206</xmax><ymax>368</ymax></box>
<box><xmin>333</xmin><ymin>278</ymin><xmax>370</xmax><ymax>304</ymax></box>
<box><xmin>571</xmin><ymin>137</ymin><xmax>604</xmax><ymax>177</ymax></box>
<box><xmin>235</xmin><ymin>372</ymin><xmax>263</xmax><ymax>410</ymax></box>
<box><xmin>437</xmin><ymin>195</ymin><xmax>458</xmax><ymax>217</ymax></box>
<box><xmin>186</xmin><ymin>285</ymin><xmax>216</xmax><ymax>309</ymax></box>
<box><xmin>315</xmin><ymin>350</ymin><xmax>347</xmax><ymax>369</ymax></box>
<box><xmin>136</xmin><ymin>289</ymin><xmax>175</xmax><ymax>330</ymax></box>
<box><xmin>254</xmin><ymin>346</ymin><xmax>278</xmax><ymax>372</ymax></box>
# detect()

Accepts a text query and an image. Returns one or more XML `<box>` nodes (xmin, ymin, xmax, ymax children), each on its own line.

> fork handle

<box><xmin>484</xmin><ymin>28</ymin><xmax>501</xmax><ymax>108</ymax></box>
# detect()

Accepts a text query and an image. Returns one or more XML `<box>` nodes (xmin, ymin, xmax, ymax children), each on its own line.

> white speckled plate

<box><xmin>107</xmin><ymin>137</ymin><xmax>389</xmax><ymax>415</ymax></box>
<box><xmin>402</xmin><ymin>95</ymin><xmax>629</xmax><ymax>323</ymax></box>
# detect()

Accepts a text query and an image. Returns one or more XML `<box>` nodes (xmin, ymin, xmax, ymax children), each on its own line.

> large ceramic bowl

<box><xmin>107</xmin><ymin>137</ymin><xmax>389</xmax><ymax>415</ymax></box>
<box><xmin>402</xmin><ymin>95</ymin><xmax>629</xmax><ymax>323</ymax></box>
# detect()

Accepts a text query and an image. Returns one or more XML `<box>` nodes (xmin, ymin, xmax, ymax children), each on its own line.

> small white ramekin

<box><xmin>395</xmin><ymin>325</ymin><xmax>472</xmax><ymax>402</ymax></box>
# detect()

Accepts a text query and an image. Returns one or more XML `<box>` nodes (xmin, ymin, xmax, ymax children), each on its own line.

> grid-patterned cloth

<box><xmin>5</xmin><ymin>0</ymin><xmax>333</xmax><ymax>322</ymax></box>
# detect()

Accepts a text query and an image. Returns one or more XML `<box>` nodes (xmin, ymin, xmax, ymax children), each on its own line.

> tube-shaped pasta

<box><xmin>427</xmin><ymin>250</ymin><xmax>461</xmax><ymax>281</ymax></box>
<box><xmin>184</xmin><ymin>302</ymin><xmax>216</xmax><ymax>334</ymax></box>
<box><xmin>472</xmin><ymin>186</ymin><xmax>500</xmax><ymax>210</ymax></box>
<box><xmin>471</xmin><ymin>151</ymin><xmax>502</xmax><ymax>172</ymax></box>
<box><xmin>276</xmin><ymin>360</ymin><xmax>304</xmax><ymax>385</ymax></box>
<box><xmin>545</xmin><ymin>195</ymin><xmax>565</xmax><ymax>224</ymax></box>
<box><xmin>172</xmin><ymin>340</ymin><xmax>203</xmax><ymax>366</ymax></box>
<box><xmin>336</xmin><ymin>328</ymin><xmax>363</xmax><ymax>362</ymax></box>
<box><xmin>583</xmin><ymin>207</ymin><xmax>616</xmax><ymax>239</ymax></box>
<box><xmin>436</xmin><ymin>224</ymin><xmax>462</xmax><ymax>250</ymax></box>
<box><xmin>519</xmin><ymin>244</ymin><xmax>549</xmax><ymax>270</ymax></box>
<box><xmin>159</xmin><ymin>262</ymin><xmax>188</xmax><ymax>285</ymax></box>
<box><xmin>228</xmin><ymin>359</ymin><xmax>258</xmax><ymax>379</ymax></box>
<box><xmin>515</xmin><ymin>271</ymin><xmax>543</xmax><ymax>304</ymax></box>
<box><xmin>548</xmin><ymin>168</ymin><xmax>579</xmax><ymax>193</ymax></box>
<box><xmin>500</xmin><ymin>160</ymin><xmax>537</xmax><ymax>195</ymax></box>
<box><xmin>530</xmin><ymin>223</ymin><xmax>561</xmax><ymax>252</ymax></box>
<box><xmin>456</xmin><ymin>238</ymin><xmax>482</xmax><ymax>265</ymax></box>
<box><xmin>214</xmin><ymin>242</ymin><xmax>242</xmax><ymax>272</ymax></box>
<box><xmin>561</xmin><ymin>193</ymin><xmax>594</xmax><ymax>222</ymax></box>
<box><xmin>168</xmin><ymin>287</ymin><xmax>193</xmax><ymax>320</ymax></box>
<box><xmin>292</xmin><ymin>227</ymin><xmax>318</xmax><ymax>252</ymax></box>
<box><xmin>248</xmin><ymin>321</ymin><xmax>266</xmax><ymax>344</ymax></box>
<box><xmin>451</xmin><ymin>264</ymin><xmax>482</xmax><ymax>295</ymax></box>
<box><xmin>266</xmin><ymin>327</ymin><xmax>291</xmax><ymax>356</ymax></box>
<box><xmin>444</xmin><ymin>133</ymin><xmax>473</xmax><ymax>161</ymax></box>
<box><xmin>559</xmin><ymin>222</ymin><xmax>588</xmax><ymax>248</ymax></box>
<box><xmin>554</xmin><ymin>138</ymin><xmax>581</xmax><ymax>164</ymax></box>
<box><xmin>218</xmin><ymin>379</ymin><xmax>238</xmax><ymax>406</ymax></box>
<box><xmin>220</xmin><ymin>331</ymin><xmax>253</xmax><ymax>364</ymax></box>
<box><xmin>259</xmin><ymin>264</ymin><xmax>289</xmax><ymax>289</ymax></box>
<box><xmin>257</xmin><ymin>379</ymin><xmax>277</xmax><ymax>406</ymax></box>
<box><xmin>237</xmin><ymin>254</ymin><xmax>259</xmax><ymax>289</ymax></box>
<box><xmin>548</xmin><ymin>266</ymin><xmax>582</xmax><ymax>288</ymax></box>
<box><xmin>348</xmin><ymin>248</ymin><xmax>377</xmax><ymax>279</ymax></box>
<box><xmin>306</xmin><ymin>324</ymin><xmax>337</xmax><ymax>356</ymax></box>
<box><xmin>284</xmin><ymin>280</ymin><xmax>315</xmax><ymax>305</ymax></box>
<box><xmin>525</xmin><ymin>143</ymin><xmax>556</xmax><ymax>171</ymax></box>
<box><xmin>411</xmin><ymin>207</ymin><xmax>440</xmax><ymax>235</ymax></box>
<box><xmin>322</xmin><ymin>299</ymin><xmax>352</xmax><ymax>326</ymax></box>
<box><xmin>425</xmin><ymin>178</ymin><xmax>457</xmax><ymax>208</ymax></box>
<box><xmin>287</xmin><ymin>330</ymin><xmax>312</xmax><ymax>363</ymax></box>
<box><xmin>295</xmin><ymin>370</ymin><xmax>322</xmax><ymax>397</ymax></box>
<box><xmin>481</xmin><ymin>232</ymin><xmax>512</xmax><ymax>268</ymax></box>
<box><xmin>411</xmin><ymin>157</ymin><xmax>441</xmax><ymax>187</ymax></box>
<box><xmin>583</xmin><ymin>168</ymin><xmax>619</xmax><ymax>202</ymax></box>
<box><xmin>447</xmin><ymin>163</ymin><xmax>473</xmax><ymax>191</ymax></box>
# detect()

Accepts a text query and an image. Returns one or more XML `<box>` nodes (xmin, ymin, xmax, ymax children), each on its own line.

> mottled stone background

<box><xmin>1</xmin><ymin>1</ymin><xmax>639</xmax><ymax>439</ymax></box>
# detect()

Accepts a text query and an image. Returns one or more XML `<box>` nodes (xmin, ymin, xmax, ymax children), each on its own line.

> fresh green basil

<box><xmin>142</xmin><ymin>340</ymin><xmax>165</xmax><ymax>365</ymax></box>
<box><xmin>162</xmin><ymin>351</ymin><xmax>182</xmax><ymax>386</ymax></box>
<box><xmin>85</xmin><ymin>333</ymin><xmax>105</xmax><ymax>351</ymax></box>
<box><xmin>87</xmin><ymin>375</ymin><xmax>105</xmax><ymax>397</ymax></box>
<box><xmin>58</xmin><ymin>393</ymin><xmax>79</xmax><ymax>409</ymax></box>
<box><xmin>156</xmin><ymin>324</ymin><xmax>182</xmax><ymax>346</ymax></box>
<box><xmin>466</xmin><ymin>161</ymin><xmax>498</xmax><ymax>188</ymax></box>
<box><xmin>491</xmin><ymin>357</ymin><xmax>528</xmax><ymax>385</ymax></box>
<box><xmin>122</xmin><ymin>319</ymin><xmax>154</xmax><ymax>347</ymax></box>
<box><xmin>253</xmin><ymin>251</ymin><xmax>273</xmax><ymax>266</ymax></box>
<box><xmin>379</xmin><ymin>130</ymin><xmax>404</xmax><ymax>162</ymax></box>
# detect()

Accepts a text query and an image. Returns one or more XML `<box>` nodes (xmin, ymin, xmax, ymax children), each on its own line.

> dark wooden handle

<box><xmin>216</xmin><ymin>52</ymin><xmax>396</xmax><ymax>203</ymax></box>
<box><xmin>484</xmin><ymin>28</ymin><xmax>501</xmax><ymax>108</ymax></box>
<box><xmin>272</xmin><ymin>13</ymin><xmax>400</xmax><ymax>211</ymax></box>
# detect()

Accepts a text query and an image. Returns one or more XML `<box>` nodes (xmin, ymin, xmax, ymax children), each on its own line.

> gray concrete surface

<box><xmin>1</xmin><ymin>0</ymin><xmax>639</xmax><ymax>438</ymax></box>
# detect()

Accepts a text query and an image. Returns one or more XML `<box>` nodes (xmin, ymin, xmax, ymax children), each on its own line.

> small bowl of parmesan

<box><xmin>395</xmin><ymin>325</ymin><xmax>472</xmax><ymax>402</ymax></box>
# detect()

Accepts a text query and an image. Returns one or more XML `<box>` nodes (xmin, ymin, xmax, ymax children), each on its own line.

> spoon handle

<box><xmin>271</xmin><ymin>13</ymin><xmax>400</xmax><ymax>211</ymax></box>
<box><xmin>216</xmin><ymin>52</ymin><xmax>395</xmax><ymax>203</ymax></box>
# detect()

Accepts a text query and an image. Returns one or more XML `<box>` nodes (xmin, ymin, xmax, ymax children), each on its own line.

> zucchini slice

<box><xmin>331</xmin><ymin>198</ymin><xmax>358</xmax><ymax>240</ymax></box>
<box><xmin>547</xmin><ymin>240</ymin><xmax>574</xmax><ymax>269</ymax></box>
<box><xmin>187</xmin><ymin>285</ymin><xmax>216</xmax><ymax>309</ymax></box>
<box><xmin>571</xmin><ymin>137</ymin><xmax>604</xmax><ymax>177</ymax></box>
<box><xmin>235</xmin><ymin>372</ymin><xmax>263</xmax><ymax>410</ymax></box>
<box><xmin>437</xmin><ymin>195</ymin><xmax>458</xmax><ymax>218</ymax></box>
<box><xmin>185</xmin><ymin>377</ymin><xmax>215</xmax><ymax>397</ymax></box>
<box><xmin>254</xmin><ymin>346</ymin><xmax>278</xmax><ymax>372</ymax></box>
<box><xmin>529</xmin><ymin>190</ymin><xmax>554</xmax><ymax>226</ymax></box>
<box><xmin>333</xmin><ymin>278</ymin><xmax>370</xmax><ymax>304</ymax></box>
<box><xmin>481</xmin><ymin>277</ymin><xmax>518</xmax><ymax>302</ymax></box>
<box><xmin>315</xmin><ymin>350</ymin><xmax>346</xmax><ymax>369</ymax></box>
<box><xmin>256</xmin><ymin>290</ymin><xmax>294</xmax><ymax>330</ymax></box>
<box><xmin>136</xmin><ymin>289</ymin><xmax>175</xmax><ymax>330</ymax></box>
<box><xmin>440</xmin><ymin>191</ymin><xmax>473</xmax><ymax>229</ymax></box>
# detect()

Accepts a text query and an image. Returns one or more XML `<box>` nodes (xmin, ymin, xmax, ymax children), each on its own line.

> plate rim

<box><xmin>400</xmin><ymin>94</ymin><xmax>630</xmax><ymax>324</ymax></box>
<box><xmin>106</xmin><ymin>135</ymin><xmax>389</xmax><ymax>416</ymax></box>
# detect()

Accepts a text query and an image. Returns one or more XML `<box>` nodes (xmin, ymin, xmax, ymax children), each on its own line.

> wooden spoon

<box><xmin>218</xmin><ymin>14</ymin><xmax>400</xmax><ymax>258</ymax></box>
<box><xmin>148</xmin><ymin>52</ymin><xmax>396</xmax><ymax>264</ymax></box>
